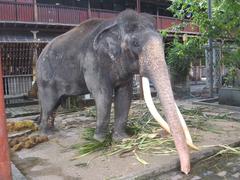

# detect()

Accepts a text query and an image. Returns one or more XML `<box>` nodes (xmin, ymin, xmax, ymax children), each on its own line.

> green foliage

<box><xmin>160</xmin><ymin>29</ymin><xmax>168</xmax><ymax>38</ymax></box>
<box><xmin>71</xmin><ymin>128</ymin><xmax>112</xmax><ymax>156</ymax></box>
<box><xmin>169</xmin><ymin>0</ymin><xmax>240</xmax><ymax>86</ymax></box>
<box><xmin>71</xmin><ymin>105</ymin><xmax>226</xmax><ymax>159</ymax></box>
<box><xmin>222</xmin><ymin>67</ymin><xmax>237</xmax><ymax>87</ymax></box>
<box><xmin>222</xmin><ymin>47</ymin><xmax>240</xmax><ymax>68</ymax></box>
<box><xmin>166</xmin><ymin>37</ymin><xmax>204</xmax><ymax>78</ymax></box>
<box><xmin>169</xmin><ymin>0</ymin><xmax>240</xmax><ymax>39</ymax></box>
<box><xmin>169</xmin><ymin>0</ymin><xmax>209</xmax><ymax>35</ymax></box>
<box><xmin>210</xmin><ymin>0</ymin><xmax>240</xmax><ymax>39</ymax></box>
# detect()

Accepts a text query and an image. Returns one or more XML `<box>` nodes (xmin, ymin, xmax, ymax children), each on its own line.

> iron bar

<box><xmin>208</xmin><ymin>0</ymin><xmax>214</xmax><ymax>97</ymax></box>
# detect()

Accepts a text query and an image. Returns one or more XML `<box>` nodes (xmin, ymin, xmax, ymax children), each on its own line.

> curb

<box><xmin>120</xmin><ymin>140</ymin><xmax>240</xmax><ymax>180</ymax></box>
<box><xmin>193</xmin><ymin>98</ymin><xmax>240</xmax><ymax>111</ymax></box>
<box><xmin>12</xmin><ymin>163</ymin><xmax>26</xmax><ymax>180</ymax></box>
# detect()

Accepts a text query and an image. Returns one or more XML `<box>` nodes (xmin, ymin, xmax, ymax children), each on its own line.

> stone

<box><xmin>31</xmin><ymin>165</ymin><xmax>46</xmax><ymax>171</ymax></box>
<box><xmin>34</xmin><ymin>175</ymin><xmax>64</xmax><ymax>180</ymax></box>
<box><xmin>170</xmin><ymin>174</ymin><xmax>183</xmax><ymax>180</ymax></box>
<box><xmin>203</xmin><ymin>171</ymin><xmax>213</xmax><ymax>176</ymax></box>
<box><xmin>191</xmin><ymin>175</ymin><xmax>202</xmax><ymax>180</ymax></box>
<box><xmin>226</xmin><ymin>162</ymin><xmax>234</xmax><ymax>166</ymax></box>
<box><xmin>232</xmin><ymin>172</ymin><xmax>240</xmax><ymax>178</ymax></box>
<box><xmin>217</xmin><ymin>171</ymin><xmax>227</xmax><ymax>177</ymax></box>
<box><xmin>232</xmin><ymin>167</ymin><xmax>238</xmax><ymax>173</ymax></box>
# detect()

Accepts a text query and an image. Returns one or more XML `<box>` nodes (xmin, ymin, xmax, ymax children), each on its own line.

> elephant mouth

<box><xmin>141</xmin><ymin>77</ymin><xmax>198</xmax><ymax>151</ymax></box>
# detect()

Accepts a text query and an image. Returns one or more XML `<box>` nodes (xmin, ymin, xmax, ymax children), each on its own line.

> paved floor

<box><xmin>9</xmin><ymin>80</ymin><xmax>240</xmax><ymax>179</ymax></box>
<box><xmin>159</xmin><ymin>155</ymin><xmax>240</xmax><ymax>180</ymax></box>
<box><xmin>9</xmin><ymin>99</ymin><xmax>240</xmax><ymax>180</ymax></box>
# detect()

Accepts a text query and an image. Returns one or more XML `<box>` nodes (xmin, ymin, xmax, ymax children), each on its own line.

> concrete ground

<box><xmin>159</xmin><ymin>155</ymin><xmax>240</xmax><ymax>180</ymax></box>
<box><xmin>8</xmin><ymin>98</ymin><xmax>240</xmax><ymax>180</ymax></box>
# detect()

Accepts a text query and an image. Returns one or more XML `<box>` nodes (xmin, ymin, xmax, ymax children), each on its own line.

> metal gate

<box><xmin>1</xmin><ymin>43</ymin><xmax>46</xmax><ymax>105</ymax></box>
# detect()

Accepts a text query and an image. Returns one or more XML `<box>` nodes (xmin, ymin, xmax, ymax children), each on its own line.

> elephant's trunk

<box><xmin>139</xmin><ymin>37</ymin><xmax>193</xmax><ymax>174</ymax></box>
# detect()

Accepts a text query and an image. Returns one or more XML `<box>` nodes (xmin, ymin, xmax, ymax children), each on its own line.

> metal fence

<box><xmin>1</xmin><ymin>42</ymin><xmax>46</xmax><ymax>105</ymax></box>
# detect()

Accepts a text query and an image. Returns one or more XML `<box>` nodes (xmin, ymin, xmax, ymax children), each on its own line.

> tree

<box><xmin>168</xmin><ymin>0</ymin><xmax>240</xmax><ymax>87</ymax></box>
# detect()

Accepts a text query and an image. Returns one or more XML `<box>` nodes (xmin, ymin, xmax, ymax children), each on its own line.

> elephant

<box><xmin>36</xmin><ymin>10</ymin><xmax>197</xmax><ymax>174</ymax></box>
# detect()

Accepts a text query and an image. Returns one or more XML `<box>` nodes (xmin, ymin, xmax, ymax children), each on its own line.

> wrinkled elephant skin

<box><xmin>36</xmin><ymin>10</ymin><xmax>192</xmax><ymax>174</ymax></box>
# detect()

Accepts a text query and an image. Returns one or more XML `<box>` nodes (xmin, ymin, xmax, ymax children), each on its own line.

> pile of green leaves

<box><xmin>72</xmin><ymin>110</ymin><xmax>176</xmax><ymax>159</ymax></box>
<box><xmin>71</xmin><ymin>103</ymin><xmax>223</xmax><ymax>159</ymax></box>
<box><xmin>71</xmin><ymin>128</ymin><xmax>111</xmax><ymax>156</ymax></box>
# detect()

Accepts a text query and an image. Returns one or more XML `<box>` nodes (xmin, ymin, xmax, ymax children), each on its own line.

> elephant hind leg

<box><xmin>38</xmin><ymin>89</ymin><xmax>61</xmax><ymax>134</ymax></box>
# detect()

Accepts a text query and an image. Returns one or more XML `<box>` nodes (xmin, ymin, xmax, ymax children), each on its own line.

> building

<box><xmin>0</xmin><ymin>0</ymin><xmax>199</xmax><ymax>105</ymax></box>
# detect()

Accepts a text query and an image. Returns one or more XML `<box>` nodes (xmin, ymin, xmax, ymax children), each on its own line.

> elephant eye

<box><xmin>132</xmin><ymin>39</ymin><xmax>140</xmax><ymax>47</ymax></box>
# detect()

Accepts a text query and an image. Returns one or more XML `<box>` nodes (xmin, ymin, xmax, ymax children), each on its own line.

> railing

<box><xmin>0</xmin><ymin>1</ymin><xmax>199</xmax><ymax>33</ymax></box>
<box><xmin>37</xmin><ymin>4</ymin><xmax>118</xmax><ymax>24</ymax></box>
<box><xmin>155</xmin><ymin>15</ymin><xmax>199</xmax><ymax>33</ymax></box>
<box><xmin>0</xmin><ymin>1</ymin><xmax>34</xmax><ymax>22</ymax></box>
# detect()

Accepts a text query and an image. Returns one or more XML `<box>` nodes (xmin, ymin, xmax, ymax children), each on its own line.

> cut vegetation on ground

<box><xmin>71</xmin><ymin>101</ymin><xmax>231</xmax><ymax>162</ymax></box>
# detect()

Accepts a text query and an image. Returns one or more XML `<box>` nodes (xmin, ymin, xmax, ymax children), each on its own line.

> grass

<box><xmin>71</xmin><ymin>110</ymin><xmax>176</xmax><ymax>159</ymax></box>
<box><xmin>209</xmin><ymin>145</ymin><xmax>240</xmax><ymax>159</ymax></box>
<box><xmin>179</xmin><ymin>106</ymin><xmax>223</xmax><ymax>133</ymax></box>
<box><xmin>71</xmin><ymin>128</ymin><xmax>111</xmax><ymax>157</ymax></box>
<box><xmin>71</xmin><ymin>103</ymin><xmax>229</xmax><ymax>160</ymax></box>
<box><xmin>217</xmin><ymin>145</ymin><xmax>240</xmax><ymax>155</ymax></box>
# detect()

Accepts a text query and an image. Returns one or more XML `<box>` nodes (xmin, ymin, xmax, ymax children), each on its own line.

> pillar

<box><xmin>33</xmin><ymin>0</ymin><xmax>38</xmax><ymax>22</ymax></box>
<box><xmin>31</xmin><ymin>31</ymin><xmax>38</xmax><ymax>83</ymax></box>
<box><xmin>0</xmin><ymin>46</ymin><xmax>12</xmax><ymax>180</ymax></box>
<box><xmin>204</xmin><ymin>42</ymin><xmax>222</xmax><ymax>94</ymax></box>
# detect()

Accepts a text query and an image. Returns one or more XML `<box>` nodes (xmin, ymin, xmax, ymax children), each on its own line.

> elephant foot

<box><xmin>112</xmin><ymin>131</ymin><xmax>130</xmax><ymax>142</ymax></box>
<box><xmin>34</xmin><ymin>115</ymin><xmax>41</xmax><ymax>125</ymax></box>
<box><xmin>93</xmin><ymin>133</ymin><xmax>107</xmax><ymax>143</ymax></box>
<box><xmin>40</xmin><ymin>126</ymin><xmax>58</xmax><ymax>135</ymax></box>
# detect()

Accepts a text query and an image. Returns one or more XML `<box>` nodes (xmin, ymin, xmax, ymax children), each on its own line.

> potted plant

<box><xmin>166</xmin><ymin>37</ymin><xmax>203</xmax><ymax>98</ymax></box>
<box><xmin>219</xmin><ymin>46</ymin><xmax>240</xmax><ymax>106</ymax></box>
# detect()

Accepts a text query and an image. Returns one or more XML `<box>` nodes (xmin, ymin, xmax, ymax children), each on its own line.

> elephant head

<box><xmin>93</xmin><ymin>10</ymin><xmax>197</xmax><ymax>174</ymax></box>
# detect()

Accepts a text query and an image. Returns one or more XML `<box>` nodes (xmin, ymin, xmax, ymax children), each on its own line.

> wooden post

<box><xmin>88</xmin><ymin>0</ymin><xmax>92</xmax><ymax>19</ymax></box>
<box><xmin>156</xmin><ymin>8</ymin><xmax>159</xmax><ymax>30</ymax></box>
<box><xmin>136</xmin><ymin>0</ymin><xmax>141</xmax><ymax>13</ymax></box>
<box><xmin>0</xmin><ymin>46</ymin><xmax>12</xmax><ymax>180</ymax></box>
<box><xmin>33</xmin><ymin>0</ymin><xmax>38</xmax><ymax>22</ymax></box>
<box><xmin>31</xmin><ymin>31</ymin><xmax>38</xmax><ymax>83</ymax></box>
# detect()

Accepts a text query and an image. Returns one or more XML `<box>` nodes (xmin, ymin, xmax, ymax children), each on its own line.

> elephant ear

<box><xmin>140</xmin><ymin>13</ymin><xmax>156</xmax><ymax>29</ymax></box>
<box><xmin>93</xmin><ymin>20</ymin><xmax>121</xmax><ymax>61</ymax></box>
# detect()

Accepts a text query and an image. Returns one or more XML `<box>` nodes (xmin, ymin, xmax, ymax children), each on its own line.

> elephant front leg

<box><xmin>93</xmin><ymin>89</ymin><xmax>113</xmax><ymax>142</ymax></box>
<box><xmin>113</xmin><ymin>80</ymin><xmax>133</xmax><ymax>141</ymax></box>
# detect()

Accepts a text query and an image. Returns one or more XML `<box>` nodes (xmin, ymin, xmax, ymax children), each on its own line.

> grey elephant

<box><xmin>36</xmin><ymin>10</ymin><xmax>197</xmax><ymax>174</ymax></box>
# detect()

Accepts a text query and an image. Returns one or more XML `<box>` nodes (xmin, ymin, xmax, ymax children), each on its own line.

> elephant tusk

<box><xmin>142</xmin><ymin>77</ymin><xmax>199</xmax><ymax>151</ymax></box>
<box><xmin>175</xmin><ymin>104</ymin><xmax>199</xmax><ymax>150</ymax></box>
<box><xmin>142</xmin><ymin>77</ymin><xmax>171</xmax><ymax>134</ymax></box>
